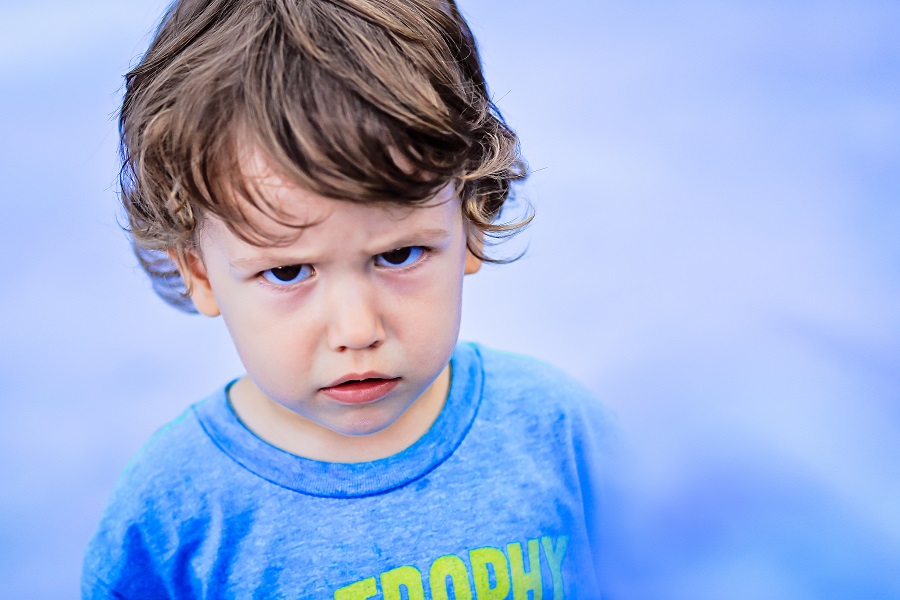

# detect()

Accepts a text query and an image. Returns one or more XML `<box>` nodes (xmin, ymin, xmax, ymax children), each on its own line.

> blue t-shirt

<box><xmin>83</xmin><ymin>343</ymin><xmax>617</xmax><ymax>599</ymax></box>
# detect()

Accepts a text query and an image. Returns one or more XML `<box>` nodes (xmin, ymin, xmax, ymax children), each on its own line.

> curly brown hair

<box><xmin>120</xmin><ymin>0</ymin><xmax>529</xmax><ymax>311</ymax></box>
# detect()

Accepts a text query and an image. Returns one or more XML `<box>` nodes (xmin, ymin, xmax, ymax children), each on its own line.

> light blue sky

<box><xmin>1</xmin><ymin>1</ymin><xmax>898</xmax><ymax>598</ymax></box>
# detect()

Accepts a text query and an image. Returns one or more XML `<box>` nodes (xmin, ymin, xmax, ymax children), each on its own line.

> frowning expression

<box><xmin>180</xmin><ymin>158</ymin><xmax>477</xmax><ymax>446</ymax></box>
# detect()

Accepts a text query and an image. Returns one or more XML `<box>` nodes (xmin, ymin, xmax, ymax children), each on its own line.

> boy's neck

<box><xmin>227</xmin><ymin>365</ymin><xmax>451</xmax><ymax>463</ymax></box>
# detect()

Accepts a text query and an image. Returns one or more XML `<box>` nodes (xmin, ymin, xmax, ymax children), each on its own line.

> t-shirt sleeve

<box><xmin>81</xmin><ymin>414</ymin><xmax>198</xmax><ymax>600</ymax></box>
<box><xmin>574</xmin><ymin>389</ymin><xmax>626</xmax><ymax>594</ymax></box>
<box><xmin>530</xmin><ymin>352</ymin><xmax>627</xmax><ymax>595</ymax></box>
<box><xmin>82</xmin><ymin>517</ymin><xmax>172</xmax><ymax>600</ymax></box>
<box><xmin>479</xmin><ymin>346</ymin><xmax>626</xmax><ymax>595</ymax></box>
<box><xmin>81</xmin><ymin>410</ymin><xmax>202</xmax><ymax>600</ymax></box>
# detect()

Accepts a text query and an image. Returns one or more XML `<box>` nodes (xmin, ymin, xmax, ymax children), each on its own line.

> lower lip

<box><xmin>320</xmin><ymin>378</ymin><xmax>400</xmax><ymax>405</ymax></box>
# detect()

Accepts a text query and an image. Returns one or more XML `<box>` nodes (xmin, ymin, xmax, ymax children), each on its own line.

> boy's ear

<box><xmin>168</xmin><ymin>249</ymin><xmax>221</xmax><ymax>317</ymax></box>
<box><xmin>464</xmin><ymin>250</ymin><xmax>482</xmax><ymax>275</ymax></box>
<box><xmin>464</xmin><ymin>230</ymin><xmax>483</xmax><ymax>275</ymax></box>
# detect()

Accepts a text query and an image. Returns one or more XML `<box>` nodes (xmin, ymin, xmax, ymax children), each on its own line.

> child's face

<box><xmin>181</xmin><ymin>156</ymin><xmax>478</xmax><ymax>438</ymax></box>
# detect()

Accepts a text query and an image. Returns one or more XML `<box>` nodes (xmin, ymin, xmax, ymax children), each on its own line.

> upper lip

<box><xmin>321</xmin><ymin>372</ymin><xmax>397</xmax><ymax>389</ymax></box>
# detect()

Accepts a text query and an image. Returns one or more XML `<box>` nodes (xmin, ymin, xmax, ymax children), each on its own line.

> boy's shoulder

<box><xmin>100</xmin><ymin>390</ymin><xmax>237</xmax><ymax>519</ymax></box>
<box><xmin>474</xmin><ymin>343</ymin><xmax>613</xmax><ymax>420</ymax></box>
<box><xmin>470</xmin><ymin>343</ymin><xmax>619</xmax><ymax>454</ymax></box>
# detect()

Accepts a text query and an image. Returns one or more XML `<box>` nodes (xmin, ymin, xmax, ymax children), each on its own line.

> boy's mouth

<box><xmin>320</xmin><ymin>374</ymin><xmax>400</xmax><ymax>404</ymax></box>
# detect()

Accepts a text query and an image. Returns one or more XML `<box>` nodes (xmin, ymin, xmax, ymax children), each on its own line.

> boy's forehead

<box><xmin>202</xmin><ymin>149</ymin><xmax>461</xmax><ymax>254</ymax></box>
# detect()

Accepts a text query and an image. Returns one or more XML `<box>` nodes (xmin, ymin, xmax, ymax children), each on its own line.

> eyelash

<box><xmin>258</xmin><ymin>246</ymin><xmax>429</xmax><ymax>289</ymax></box>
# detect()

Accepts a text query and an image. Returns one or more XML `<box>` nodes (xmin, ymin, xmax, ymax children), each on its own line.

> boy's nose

<box><xmin>325</xmin><ymin>284</ymin><xmax>386</xmax><ymax>352</ymax></box>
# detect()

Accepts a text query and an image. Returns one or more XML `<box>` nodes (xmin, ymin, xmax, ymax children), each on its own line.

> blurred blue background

<box><xmin>1</xmin><ymin>0</ymin><xmax>898</xmax><ymax>598</ymax></box>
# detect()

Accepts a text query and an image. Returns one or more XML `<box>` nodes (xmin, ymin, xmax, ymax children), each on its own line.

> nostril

<box><xmin>327</xmin><ymin>307</ymin><xmax>386</xmax><ymax>351</ymax></box>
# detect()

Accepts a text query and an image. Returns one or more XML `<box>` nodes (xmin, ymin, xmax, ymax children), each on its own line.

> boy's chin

<box><xmin>325</xmin><ymin>415</ymin><xmax>399</xmax><ymax>438</ymax></box>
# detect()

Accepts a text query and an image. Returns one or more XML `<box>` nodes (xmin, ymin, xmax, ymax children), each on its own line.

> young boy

<box><xmin>83</xmin><ymin>0</ymin><xmax>618</xmax><ymax>597</ymax></box>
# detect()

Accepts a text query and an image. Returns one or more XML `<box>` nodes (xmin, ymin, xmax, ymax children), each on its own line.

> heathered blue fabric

<box><xmin>82</xmin><ymin>343</ymin><xmax>616</xmax><ymax>599</ymax></box>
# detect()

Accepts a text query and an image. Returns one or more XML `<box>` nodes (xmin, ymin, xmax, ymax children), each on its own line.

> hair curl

<box><xmin>120</xmin><ymin>0</ymin><xmax>530</xmax><ymax>311</ymax></box>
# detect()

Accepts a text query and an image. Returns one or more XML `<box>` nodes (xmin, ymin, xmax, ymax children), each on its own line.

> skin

<box><xmin>173</xmin><ymin>153</ymin><xmax>481</xmax><ymax>463</ymax></box>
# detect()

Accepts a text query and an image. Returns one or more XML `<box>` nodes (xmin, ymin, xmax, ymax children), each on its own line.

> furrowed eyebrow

<box><xmin>230</xmin><ymin>253</ymin><xmax>315</xmax><ymax>269</ymax></box>
<box><xmin>228</xmin><ymin>227</ymin><xmax>453</xmax><ymax>269</ymax></box>
<box><xmin>380</xmin><ymin>227</ymin><xmax>452</xmax><ymax>249</ymax></box>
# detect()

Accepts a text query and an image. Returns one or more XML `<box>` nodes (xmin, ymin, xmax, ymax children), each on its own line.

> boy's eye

<box><xmin>374</xmin><ymin>246</ymin><xmax>425</xmax><ymax>268</ymax></box>
<box><xmin>261</xmin><ymin>264</ymin><xmax>313</xmax><ymax>285</ymax></box>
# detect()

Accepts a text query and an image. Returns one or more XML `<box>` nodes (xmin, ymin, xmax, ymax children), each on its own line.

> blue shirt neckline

<box><xmin>192</xmin><ymin>342</ymin><xmax>484</xmax><ymax>498</ymax></box>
